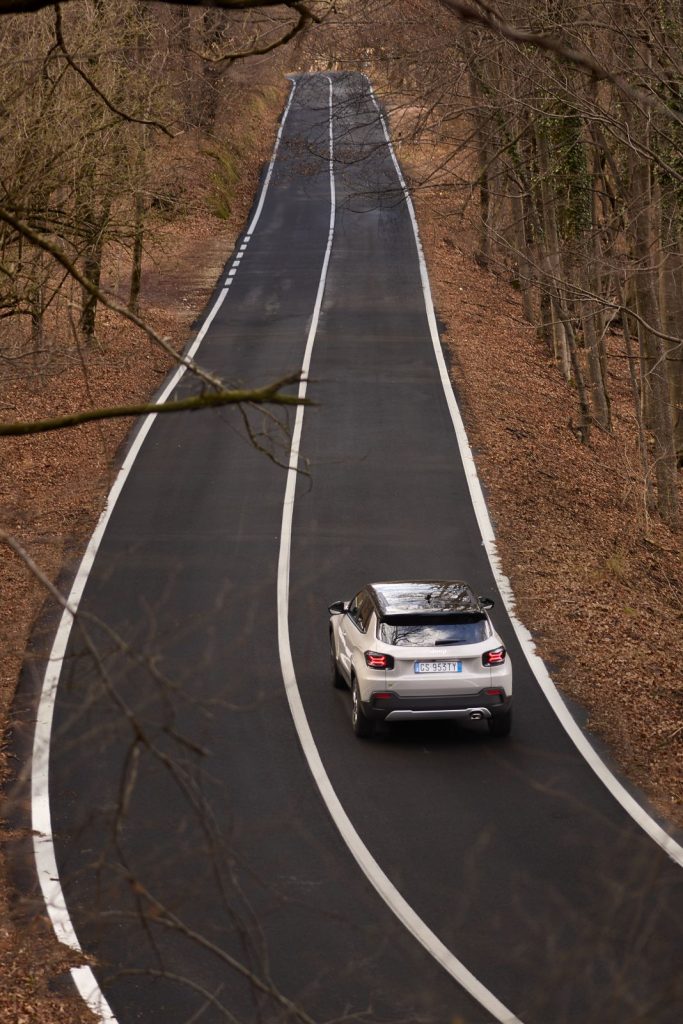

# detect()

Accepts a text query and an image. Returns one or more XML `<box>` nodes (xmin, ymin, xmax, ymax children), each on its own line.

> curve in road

<box><xmin>24</xmin><ymin>72</ymin><xmax>682</xmax><ymax>1024</ymax></box>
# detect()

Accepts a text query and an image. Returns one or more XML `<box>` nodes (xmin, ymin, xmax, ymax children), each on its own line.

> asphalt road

<box><xmin>32</xmin><ymin>72</ymin><xmax>682</xmax><ymax>1024</ymax></box>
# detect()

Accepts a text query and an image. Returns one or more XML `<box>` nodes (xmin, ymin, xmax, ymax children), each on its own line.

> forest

<box><xmin>1</xmin><ymin>1</ymin><xmax>681</xmax><ymax>519</ymax></box>
<box><xmin>0</xmin><ymin>2</ymin><xmax>681</xmax><ymax>1022</ymax></box>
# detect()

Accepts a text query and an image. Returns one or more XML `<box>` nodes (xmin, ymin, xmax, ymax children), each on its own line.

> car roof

<box><xmin>367</xmin><ymin>581</ymin><xmax>480</xmax><ymax>617</ymax></box>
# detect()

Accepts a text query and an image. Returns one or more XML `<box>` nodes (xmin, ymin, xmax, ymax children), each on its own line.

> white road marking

<box><xmin>277</xmin><ymin>75</ymin><xmax>523</xmax><ymax>1024</ymax></box>
<box><xmin>363</xmin><ymin>78</ymin><xmax>683</xmax><ymax>870</ymax></box>
<box><xmin>30</xmin><ymin>80</ymin><xmax>300</xmax><ymax>1023</ymax></box>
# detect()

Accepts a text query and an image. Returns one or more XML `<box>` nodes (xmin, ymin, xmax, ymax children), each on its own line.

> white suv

<box><xmin>329</xmin><ymin>581</ymin><xmax>512</xmax><ymax>738</ymax></box>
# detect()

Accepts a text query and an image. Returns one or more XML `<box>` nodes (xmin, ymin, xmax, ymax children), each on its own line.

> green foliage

<box><xmin>205</xmin><ymin>141</ymin><xmax>239</xmax><ymax>221</ymax></box>
<box><xmin>537</xmin><ymin>106</ymin><xmax>591</xmax><ymax>239</ymax></box>
<box><xmin>604</xmin><ymin>550</ymin><xmax>630</xmax><ymax>579</ymax></box>
<box><xmin>203</xmin><ymin>88</ymin><xmax>280</xmax><ymax>220</ymax></box>
<box><xmin>249</xmin><ymin>85</ymin><xmax>281</xmax><ymax>123</ymax></box>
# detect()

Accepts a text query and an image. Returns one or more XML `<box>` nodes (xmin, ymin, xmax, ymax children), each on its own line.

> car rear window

<box><xmin>378</xmin><ymin>613</ymin><xmax>490</xmax><ymax>647</ymax></box>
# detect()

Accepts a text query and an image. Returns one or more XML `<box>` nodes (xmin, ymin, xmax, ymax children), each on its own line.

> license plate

<box><xmin>413</xmin><ymin>661</ymin><xmax>462</xmax><ymax>674</ymax></box>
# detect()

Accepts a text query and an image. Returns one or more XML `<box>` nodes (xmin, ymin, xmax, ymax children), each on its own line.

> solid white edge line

<box><xmin>29</xmin><ymin>79</ymin><xmax>300</xmax><ymax>1024</ymax></box>
<box><xmin>363</xmin><ymin>76</ymin><xmax>683</xmax><ymax>870</ymax></box>
<box><xmin>276</xmin><ymin>76</ymin><xmax>523</xmax><ymax>1024</ymax></box>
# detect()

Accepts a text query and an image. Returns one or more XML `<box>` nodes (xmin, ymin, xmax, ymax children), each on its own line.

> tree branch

<box><xmin>0</xmin><ymin>202</ymin><xmax>223</xmax><ymax>390</ymax></box>
<box><xmin>437</xmin><ymin>0</ymin><xmax>683</xmax><ymax>126</ymax></box>
<box><xmin>53</xmin><ymin>5</ymin><xmax>175</xmax><ymax>137</ymax></box>
<box><xmin>0</xmin><ymin>528</ymin><xmax>77</xmax><ymax>614</ymax></box>
<box><xmin>0</xmin><ymin>374</ymin><xmax>309</xmax><ymax>436</ymax></box>
<box><xmin>0</xmin><ymin>0</ymin><xmax>304</xmax><ymax>13</ymax></box>
<box><xmin>192</xmin><ymin>3</ymin><xmax>317</xmax><ymax>65</ymax></box>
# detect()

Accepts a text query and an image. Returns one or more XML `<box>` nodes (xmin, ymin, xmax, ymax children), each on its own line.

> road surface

<box><xmin>23</xmin><ymin>72</ymin><xmax>683</xmax><ymax>1024</ymax></box>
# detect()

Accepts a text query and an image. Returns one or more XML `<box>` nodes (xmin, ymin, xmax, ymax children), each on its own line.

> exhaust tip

<box><xmin>469</xmin><ymin>711</ymin><xmax>484</xmax><ymax>721</ymax></box>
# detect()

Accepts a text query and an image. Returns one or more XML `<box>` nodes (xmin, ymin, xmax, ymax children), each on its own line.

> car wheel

<box><xmin>488</xmin><ymin>710</ymin><xmax>512</xmax><ymax>737</ymax></box>
<box><xmin>352</xmin><ymin>680</ymin><xmax>374</xmax><ymax>738</ymax></box>
<box><xmin>330</xmin><ymin>631</ymin><xmax>346</xmax><ymax>689</ymax></box>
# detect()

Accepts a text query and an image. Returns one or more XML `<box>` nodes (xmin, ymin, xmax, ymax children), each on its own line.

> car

<box><xmin>329</xmin><ymin>580</ymin><xmax>512</xmax><ymax>738</ymax></box>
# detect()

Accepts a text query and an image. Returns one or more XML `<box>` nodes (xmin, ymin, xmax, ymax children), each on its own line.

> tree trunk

<box><xmin>468</xmin><ymin>68</ymin><xmax>491</xmax><ymax>268</ymax></box>
<box><xmin>129</xmin><ymin>189</ymin><xmax>144</xmax><ymax>316</ymax></box>
<box><xmin>536</xmin><ymin>126</ymin><xmax>570</xmax><ymax>379</ymax></box>
<box><xmin>510</xmin><ymin>182</ymin><xmax>535</xmax><ymax>323</ymax></box>
<box><xmin>560</xmin><ymin>303</ymin><xmax>591</xmax><ymax>444</ymax></box>
<box><xmin>538</xmin><ymin>285</ymin><xmax>554</xmax><ymax>352</ymax></box>
<box><xmin>581</xmin><ymin>261</ymin><xmax>611</xmax><ymax>430</ymax></box>
<box><xmin>631</xmin><ymin>156</ymin><xmax>678</xmax><ymax>526</ymax></box>
<box><xmin>129</xmin><ymin>23</ymin><xmax>149</xmax><ymax>317</ymax></box>
<box><xmin>660</xmin><ymin>223</ymin><xmax>683</xmax><ymax>467</ymax></box>
<box><xmin>80</xmin><ymin>199</ymin><xmax>110</xmax><ymax>343</ymax></box>
<box><xmin>198</xmin><ymin>10</ymin><xmax>223</xmax><ymax>129</ymax></box>
<box><xmin>621</xmin><ymin>289</ymin><xmax>655</xmax><ymax>513</ymax></box>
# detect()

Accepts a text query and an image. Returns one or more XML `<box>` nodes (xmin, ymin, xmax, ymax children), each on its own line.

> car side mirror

<box><xmin>479</xmin><ymin>596</ymin><xmax>494</xmax><ymax>609</ymax></box>
<box><xmin>328</xmin><ymin>600</ymin><xmax>347</xmax><ymax>615</ymax></box>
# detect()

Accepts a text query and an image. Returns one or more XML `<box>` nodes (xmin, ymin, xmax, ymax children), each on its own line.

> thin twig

<box><xmin>53</xmin><ymin>4</ymin><xmax>175</xmax><ymax>137</ymax></box>
<box><xmin>0</xmin><ymin>202</ymin><xmax>223</xmax><ymax>390</ymax></box>
<box><xmin>192</xmin><ymin>2</ymin><xmax>318</xmax><ymax>65</ymax></box>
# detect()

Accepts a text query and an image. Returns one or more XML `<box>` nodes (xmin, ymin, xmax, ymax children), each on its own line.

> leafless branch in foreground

<box><xmin>0</xmin><ymin>373</ymin><xmax>310</xmax><ymax>436</ymax></box>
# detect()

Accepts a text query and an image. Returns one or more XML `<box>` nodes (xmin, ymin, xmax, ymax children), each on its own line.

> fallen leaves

<box><xmin>402</xmin><ymin>133</ymin><xmax>683</xmax><ymax>828</ymax></box>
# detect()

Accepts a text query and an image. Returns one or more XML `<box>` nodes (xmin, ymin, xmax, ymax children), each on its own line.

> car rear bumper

<box><xmin>362</xmin><ymin>693</ymin><xmax>512</xmax><ymax>722</ymax></box>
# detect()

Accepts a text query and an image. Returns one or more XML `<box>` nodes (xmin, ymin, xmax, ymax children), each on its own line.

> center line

<box><xmin>276</xmin><ymin>74</ymin><xmax>523</xmax><ymax>1024</ymax></box>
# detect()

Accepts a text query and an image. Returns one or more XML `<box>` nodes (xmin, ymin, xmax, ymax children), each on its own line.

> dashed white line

<box><xmin>30</xmin><ymin>79</ymin><xmax>300</xmax><ymax>1024</ymax></box>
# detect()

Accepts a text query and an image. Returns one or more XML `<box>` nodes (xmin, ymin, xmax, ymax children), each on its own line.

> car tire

<box><xmin>488</xmin><ymin>710</ymin><xmax>512</xmax><ymax>737</ymax></box>
<box><xmin>352</xmin><ymin>680</ymin><xmax>374</xmax><ymax>738</ymax></box>
<box><xmin>330</xmin><ymin>632</ymin><xmax>346</xmax><ymax>689</ymax></box>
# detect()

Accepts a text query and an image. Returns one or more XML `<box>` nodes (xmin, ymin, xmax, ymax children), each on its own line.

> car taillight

<box><xmin>364</xmin><ymin>651</ymin><xmax>394</xmax><ymax>670</ymax></box>
<box><xmin>482</xmin><ymin>647</ymin><xmax>506</xmax><ymax>666</ymax></box>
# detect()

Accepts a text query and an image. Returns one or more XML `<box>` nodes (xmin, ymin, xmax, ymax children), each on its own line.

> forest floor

<box><xmin>0</xmin><ymin>77</ymin><xmax>288</xmax><ymax>1024</ymax></box>
<box><xmin>1</xmin><ymin>69</ymin><xmax>681</xmax><ymax>1023</ymax></box>
<box><xmin>390</xmin><ymin>101</ymin><xmax>682</xmax><ymax>829</ymax></box>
